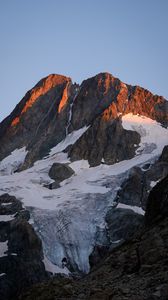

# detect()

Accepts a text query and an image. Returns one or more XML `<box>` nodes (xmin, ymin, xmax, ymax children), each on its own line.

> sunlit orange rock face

<box><xmin>1</xmin><ymin>71</ymin><xmax>168</xmax><ymax>167</ymax></box>
<box><xmin>71</xmin><ymin>72</ymin><xmax>168</xmax><ymax>133</ymax></box>
<box><xmin>11</xmin><ymin>74</ymin><xmax>70</xmax><ymax>127</ymax></box>
<box><xmin>102</xmin><ymin>83</ymin><xmax>128</xmax><ymax>121</ymax></box>
<box><xmin>58</xmin><ymin>81</ymin><xmax>70</xmax><ymax>113</ymax></box>
<box><xmin>102</xmin><ymin>82</ymin><xmax>168</xmax><ymax>124</ymax></box>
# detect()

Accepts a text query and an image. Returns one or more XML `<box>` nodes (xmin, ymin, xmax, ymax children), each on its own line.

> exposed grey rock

<box><xmin>48</xmin><ymin>163</ymin><xmax>75</xmax><ymax>183</ymax></box>
<box><xmin>105</xmin><ymin>207</ymin><xmax>144</xmax><ymax>243</ymax></box>
<box><xmin>114</xmin><ymin>147</ymin><xmax>168</xmax><ymax>211</ymax></box>
<box><xmin>115</xmin><ymin>166</ymin><xmax>148</xmax><ymax>209</ymax></box>
<box><xmin>68</xmin><ymin>117</ymin><xmax>140</xmax><ymax>167</ymax></box>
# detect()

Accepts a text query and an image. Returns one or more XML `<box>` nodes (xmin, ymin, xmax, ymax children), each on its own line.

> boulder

<box><xmin>48</xmin><ymin>163</ymin><xmax>74</xmax><ymax>183</ymax></box>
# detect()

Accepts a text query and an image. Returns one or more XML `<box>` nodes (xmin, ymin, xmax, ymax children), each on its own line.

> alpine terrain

<box><xmin>0</xmin><ymin>72</ymin><xmax>168</xmax><ymax>299</ymax></box>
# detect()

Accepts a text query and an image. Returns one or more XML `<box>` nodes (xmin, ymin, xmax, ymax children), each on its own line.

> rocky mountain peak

<box><xmin>10</xmin><ymin>74</ymin><xmax>71</xmax><ymax>127</ymax></box>
<box><xmin>0</xmin><ymin>72</ymin><xmax>168</xmax><ymax>167</ymax></box>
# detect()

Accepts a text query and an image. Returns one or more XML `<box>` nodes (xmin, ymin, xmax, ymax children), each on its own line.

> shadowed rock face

<box><xmin>145</xmin><ymin>175</ymin><xmax>168</xmax><ymax>225</ymax></box>
<box><xmin>68</xmin><ymin>117</ymin><xmax>140</xmax><ymax>166</ymax></box>
<box><xmin>0</xmin><ymin>72</ymin><xmax>168</xmax><ymax>169</ymax></box>
<box><xmin>0</xmin><ymin>194</ymin><xmax>47</xmax><ymax>300</ymax></box>
<box><xmin>113</xmin><ymin>145</ymin><xmax>168</xmax><ymax>211</ymax></box>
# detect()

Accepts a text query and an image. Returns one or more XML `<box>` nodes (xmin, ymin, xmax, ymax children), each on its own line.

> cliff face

<box><xmin>0</xmin><ymin>74</ymin><xmax>73</xmax><ymax>162</ymax></box>
<box><xmin>0</xmin><ymin>72</ymin><xmax>168</xmax><ymax>168</ymax></box>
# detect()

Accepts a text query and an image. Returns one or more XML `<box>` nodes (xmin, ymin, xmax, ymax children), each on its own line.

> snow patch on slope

<box><xmin>117</xmin><ymin>203</ymin><xmax>145</xmax><ymax>215</ymax></box>
<box><xmin>50</xmin><ymin>126</ymin><xmax>89</xmax><ymax>155</ymax></box>
<box><xmin>0</xmin><ymin>147</ymin><xmax>27</xmax><ymax>175</ymax></box>
<box><xmin>0</xmin><ymin>215</ymin><xmax>15</xmax><ymax>222</ymax></box>
<box><xmin>122</xmin><ymin>113</ymin><xmax>168</xmax><ymax>156</ymax></box>
<box><xmin>0</xmin><ymin>117</ymin><xmax>168</xmax><ymax>273</ymax></box>
<box><xmin>0</xmin><ymin>241</ymin><xmax>8</xmax><ymax>257</ymax></box>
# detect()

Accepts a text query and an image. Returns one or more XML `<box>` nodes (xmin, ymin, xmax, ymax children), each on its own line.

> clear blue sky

<box><xmin>0</xmin><ymin>0</ymin><xmax>168</xmax><ymax>121</ymax></box>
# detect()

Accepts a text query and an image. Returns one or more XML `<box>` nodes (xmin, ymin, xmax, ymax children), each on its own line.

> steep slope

<box><xmin>19</xmin><ymin>174</ymin><xmax>168</xmax><ymax>300</ymax></box>
<box><xmin>0</xmin><ymin>72</ymin><xmax>168</xmax><ymax>168</ymax></box>
<box><xmin>0</xmin><ymin>74</ymin><xmax>74</xmax><ymax>163</ymax></box>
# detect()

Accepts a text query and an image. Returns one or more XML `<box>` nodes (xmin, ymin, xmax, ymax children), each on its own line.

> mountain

<box><xmin>0</xmin><ymin>72</ymin><xmax>168</xmax><ymax>299</ymax></box>
<box><xmin>1</xmin><ymin>72</ymin><xmax>168</xmax><ymax>167</ymax></box>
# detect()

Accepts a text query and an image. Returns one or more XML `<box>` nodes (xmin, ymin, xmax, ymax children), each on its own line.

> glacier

<box><xmin>0</xmin><ymin>114</ymin><xmax>168</xmax><ymax>274</ymax></box>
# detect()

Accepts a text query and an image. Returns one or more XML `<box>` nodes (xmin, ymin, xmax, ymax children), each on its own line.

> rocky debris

<box><xmin>48</xmin><ymin>163</ymin><xmax>74</xmax><ymax>188</ymax></box>
<box><xmin>89</xmin><ymin>245</ymin><xmax>110</xmax><ymax>269</ymax></box>
<box><xmin>0</xmin><ymin>194</ymin><xmax>47</xmax><ymax>300</ymax></box>
<box><xmin>19</xmin><ymin>174</ymin><xmax>168</xmax><ymax>300</ymax></box>
<box><xmin>68</xmin><ymin>117</ymin><xmax>140</xmax><ymax>166</ymax></box>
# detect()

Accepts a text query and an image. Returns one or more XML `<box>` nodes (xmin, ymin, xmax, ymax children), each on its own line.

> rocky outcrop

<box><xmin>0</xmin><ymin>194</ymin><xmax>47</xmax><ymax>300</ymax></box>
<box><xmin>48</xmin><ymin>163</ymin><xmax>74</xmax><ymax>187</ymax></box>
<box><xmin>115</xmin><ymin>145</ymin><xmax>168</xmax><ymax>210</ymax></box>
<box><xmin>115</xmin><ymin>166</ymin><xmax>148</xmax><ymax>209</ymax></box>
<box><xmin>105</xmin><ymin>207</ymin><xmax>144</xmax><ymax>243</ymax></box>
<box><xmin>145</xmin><ymin>175</ymin><xmax>168</xmax><ymax>225</ymax></box>
<box><xmin>68</xmin><ymin>117</ymin><xmax>140</xmax><ymax>166</ymax></box>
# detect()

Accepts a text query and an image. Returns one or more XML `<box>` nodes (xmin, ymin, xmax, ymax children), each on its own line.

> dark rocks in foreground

<box><xmin>0</xmin><ymin>194</ymin><xmax>47</xmax><ymax>300</ymax></box>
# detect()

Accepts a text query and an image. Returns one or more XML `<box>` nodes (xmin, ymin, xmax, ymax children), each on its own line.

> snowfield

<box><xmin>0</xmin><ymin>114</ymin><xmax>168</xmax><ymax>274</ymax></box>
